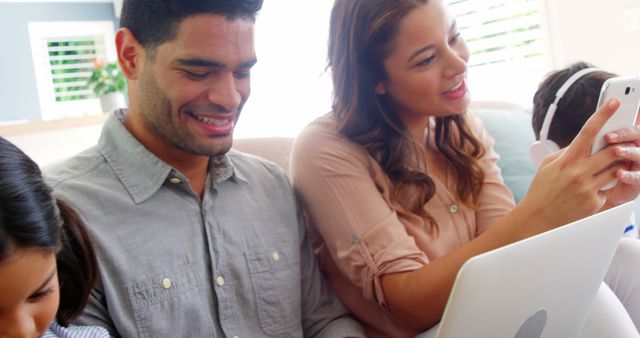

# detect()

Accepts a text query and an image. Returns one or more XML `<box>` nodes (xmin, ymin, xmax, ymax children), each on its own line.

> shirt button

<box><xmin>161</xmin><ymin>278</ymin><xmax>172</xmax><ymax>289</ymax></box>
<box><xmin>272</xmin><ymin>251</ymin><xmax>280</xmax><ymax>261</ymax></box>
<box><xmin>169</xmin><ymin>177</ymin><xmax>181</xmax><ymax>184</ymax></box>
<box><xmin>449</xmin><ymin>204</ymin><xmax>459</xmax><ymax>214</ymax></box>
<box><xmin>232</xmin><ymin>336</ymin><xmax>239</xmax><ymax>338</ymax></box>
<box><xmin>216</xmin><ymin>276</ymin><xmax>225</xmax><ymax>287</ymax></box>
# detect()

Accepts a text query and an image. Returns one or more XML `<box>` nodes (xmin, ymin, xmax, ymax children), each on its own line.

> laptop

<box><xmin>433</xmin><ymin>201</ymin><xmax>634</xmax><ymax>338</ymax></box>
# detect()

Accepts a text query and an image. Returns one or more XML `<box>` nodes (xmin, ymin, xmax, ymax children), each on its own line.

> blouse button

<box><xmin>272</xmin><ymin>251</ymin><xmax>280</xmax><ymax>261</ymax></box>
<box><xmin>216</xmin><ymin>276</ymin><xmax>225</xmax><ymax>287</ymax></box>
<box><xmin>449</xmin><ymin>204</ymin><xmax>459</xmax><ymax>214</ymax></box>
<box><xmin>161</xmin><ymin>278</ymin><xmax>172</xmax><ymax>289</ymax></box>
<box><xmin>169</xmin><ymin>177</ymin><xmax>181</xmax><ymax>184</ymax></box>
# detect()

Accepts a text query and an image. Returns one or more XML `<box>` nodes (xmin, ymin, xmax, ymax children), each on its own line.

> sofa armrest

<box><xmin>232</xmin><ymin>137</ymin><xmax>295</xmax><ymax>175</ymax></box>
<box><xmin>473</xmin><ymin>103</ymin><xmax>537</xmax><ymax>203</ymax></box>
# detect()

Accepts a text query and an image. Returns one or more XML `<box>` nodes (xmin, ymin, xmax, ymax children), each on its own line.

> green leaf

<box><xmin>87</xmin><ymin>60</ymin><xmax>127</xmax><ymax>97</ymax></box>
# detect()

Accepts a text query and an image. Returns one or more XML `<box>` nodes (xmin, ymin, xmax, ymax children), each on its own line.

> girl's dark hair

<box><xmin>0</xmin><ymin>136</ymin><xmax>99</xmax><ymax>326</ymax></box>
<box><xmin>532</xmin><ymin>61</ymin><xmax>616</xmax><ymax>148</ymax></box>
<box><xmin>328</xmin><ymin>0</ymin><xmax>485</xmax><ymax>231</ymax></box>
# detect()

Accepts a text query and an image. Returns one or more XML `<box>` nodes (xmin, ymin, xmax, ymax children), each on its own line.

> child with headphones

<box><xmin>0</xmin><ymin>136</ymin><xmax>108</xmax><ymax>337</ymax></box>
<box><xmin>531</xmin><ymin>62</ymin><xmax>617</xmax><ymax>163</ymax></box>
<box><xmin>530</xmin><ymin>61</ymin><xmax>639</xmax><ymax>238</ymax></box>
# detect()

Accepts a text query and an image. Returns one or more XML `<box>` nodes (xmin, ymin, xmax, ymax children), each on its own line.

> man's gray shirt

<box><xmin>46</xmin><ymin>110</ymin><xmax>365</xmax><ymax>338</ymax></box>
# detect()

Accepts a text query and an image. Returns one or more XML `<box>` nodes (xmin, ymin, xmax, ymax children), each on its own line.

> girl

<box><xmin>290</xmin><ymin>0</ymin><xmax>640</xmax><ymax>337</ymax></box>
<box><xmin>0</xmin><ymin>137</ymin><xmax>108</xmax><ymax>337</ymax></box>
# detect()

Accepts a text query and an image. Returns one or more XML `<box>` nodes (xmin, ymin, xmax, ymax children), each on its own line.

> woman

<box><xmin>290</xmin><ymin>0</ymin><xmax>640</xmax><ymax>337</ymax></box>
<box><xmin>0</xmin><ymin>137</ymin><xmax>108</xmax><ymax>337</ymax></box>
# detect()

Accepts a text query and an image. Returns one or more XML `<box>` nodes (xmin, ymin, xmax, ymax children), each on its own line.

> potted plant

<box><xmin>87</xmin><ymin>59</ymin><xmax>127</xmax><ymax>112</ymax></box>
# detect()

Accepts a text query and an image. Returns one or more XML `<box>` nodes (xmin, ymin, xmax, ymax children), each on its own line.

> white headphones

<box><xmin>529</xmin><ymin>67</ymin><xmax>602</xmax><ymax>167</ymax></box>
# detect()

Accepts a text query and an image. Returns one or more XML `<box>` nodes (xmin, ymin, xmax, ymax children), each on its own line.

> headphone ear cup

<box><xmin>529</xmin><ymin>140</ymin><xmax>560</xmax><ymax>167</ymax></box>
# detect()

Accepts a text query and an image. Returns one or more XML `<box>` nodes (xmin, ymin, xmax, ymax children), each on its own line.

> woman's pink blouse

<box><xmin>290</xmin><ymin>113</ymin><xmax>516</xmax><ymax>337</ymax></box>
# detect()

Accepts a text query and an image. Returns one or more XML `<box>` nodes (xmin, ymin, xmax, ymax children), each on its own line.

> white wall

<box><xmin>6</xmin><ymin>0</ymin><xmax>640</xmax><ymax>166</ymax></box>
<box><xmin>543</xmin><ymin>0</ymin><xmax>640</xmax><ymax>74</ymax></box>
<box><xmin>238</xmin><ymin>0</ymin><xmax>640</xmax><ymax>138</ymax></box>
<box><xmin>234</xmin><ymin>0</ymin><xmax>333</xmax><ymax>139</ymax></box>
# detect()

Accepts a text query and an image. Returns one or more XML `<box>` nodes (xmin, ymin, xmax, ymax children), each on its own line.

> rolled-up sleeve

<box><xmin>291</xmin><ymin>116</ymin><xmax>428</xmax><ymax>306</ymax></box>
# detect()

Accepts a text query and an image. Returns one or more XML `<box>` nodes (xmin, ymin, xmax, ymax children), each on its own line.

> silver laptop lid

<box><xmin>435</xmin><ymin>201</ymin><xmax>634</xmax><ymax>338</ymax></box>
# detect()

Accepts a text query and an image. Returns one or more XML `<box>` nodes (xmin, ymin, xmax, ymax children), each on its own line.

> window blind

<box><xmin>48</xmin><ymin>35</ymin><xmax>106</xmax><ymax>102</ymax></box>
<box><xmin>445</xmin><ymin>0</ymin><xmax>546</xmax><ymax>104</ymax></box>
<box><xmin>446</xmin><ymin>0</ymin><xmax>544</xmax><ymax>68</ymax></box>
<box><xmin>29</xmin><ymin>21</ymin><xmax>116</xmax><ymax>120</ymax></box>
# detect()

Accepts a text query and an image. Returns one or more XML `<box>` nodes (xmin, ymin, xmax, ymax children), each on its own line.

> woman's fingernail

<box><xmin>609</xmin><ymin>98</ymin><xmax>621</xmax><ymax>108</ymax></box>
<box><xmin>609</xmin><ymin>132</ymin><xmax>619</xmax><ymax>141</ymax></box>
<box><xmin>617</xmin><ymin>146</ymin><xmax>627</xmax><ymax>155</ymax></box>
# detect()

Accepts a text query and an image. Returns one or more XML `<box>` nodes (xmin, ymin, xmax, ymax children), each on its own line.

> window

<box><xmin>235</xmin><ymin>0</ymin><xmax>333</xmax><ymax>138</ymax></box>
<box><xmin>238</xmin><ymin>0</ymin><xmax>546</xmax><ymax>138</ymax></box>
<box><xmin>29</xmin><ymin>21</ymin><xmax>116</xmax><ymax>121</ymax></box>
<box><xmin>446</xmin><ymin>0</ymin><xmax>547</xmax><ymax>105</ymax></box>
<box><xmin>49</xmin><ymin>36</ymin><xmax>106</xmax><ymax>103</ymax></box>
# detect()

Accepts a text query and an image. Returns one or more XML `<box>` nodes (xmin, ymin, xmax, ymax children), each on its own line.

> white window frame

<box><xmin>28</xmin><ymin>20</ymin><xmax>116</xmax><ymax>121</ymax></box>
<box><xmin>445</xmin><ymin>0</ymin><xmax>548</xmax><ymax>105</ymax></box>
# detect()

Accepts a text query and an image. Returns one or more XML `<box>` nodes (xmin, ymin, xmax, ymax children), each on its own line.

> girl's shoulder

<box><xmin>43</xmin><ymin>321</ymin><xmax>110</xmax><ymax>338</ymax></box>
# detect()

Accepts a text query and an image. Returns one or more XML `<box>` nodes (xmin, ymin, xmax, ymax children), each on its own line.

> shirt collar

<box><xmin>210</xmin><ymin>151</ymin><xmax>248</xmax><ymax>184</ymax></box>
<box><xmin>98</xmin><ymin>109</ymin><xmax>246</xmax><ymax>204</ymax></box>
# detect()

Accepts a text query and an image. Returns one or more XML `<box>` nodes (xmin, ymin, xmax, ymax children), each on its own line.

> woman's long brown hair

<box><xmin>328</xmin><ymin>0</ymin><xmax>485</xmax><ymax>231</ymax></box>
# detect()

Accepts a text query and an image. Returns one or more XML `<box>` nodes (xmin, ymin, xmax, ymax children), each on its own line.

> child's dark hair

<box><xmin>532</xmin><ymin>61</ymin><xmax>616</xmax><ymax>148</ymax></box>
<box><xmin>0</xmin><ymin>136</ymin><xmax>99</xmax><ymax>326</ymax></box>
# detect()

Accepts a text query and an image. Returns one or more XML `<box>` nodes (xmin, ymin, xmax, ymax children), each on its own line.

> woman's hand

<box><xmin>520</xmin><ymin>98</ymin><xmax>627</xmax><ymax>233</ymax></box>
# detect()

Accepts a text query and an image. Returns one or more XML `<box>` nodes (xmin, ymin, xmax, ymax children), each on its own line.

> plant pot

<box><xmin>100</xmin><ymin>92</ymin><xmax>126</xmax><ymax>112</ymax></box>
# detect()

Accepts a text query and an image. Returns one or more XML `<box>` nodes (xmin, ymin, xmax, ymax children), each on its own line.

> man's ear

<box><xmin>374</xmin><ymin>82</ymin><xmax>386</xmax><ymax>95</ymax></box>
<box><xmin>116</xmin><ymin>28</ymin><xmax>145</xmax><ymax>80</ymax></box>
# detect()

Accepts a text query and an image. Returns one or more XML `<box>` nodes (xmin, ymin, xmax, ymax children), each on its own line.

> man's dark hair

<box><xmin>120</xmin><ymin>0</ymin><xmax>263</xmax><ymax>49</ymax></box>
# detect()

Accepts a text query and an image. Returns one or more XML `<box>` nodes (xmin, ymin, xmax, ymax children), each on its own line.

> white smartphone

<box><xmin>590</xmin><ymin>76</ymin><xmax>640</xmax><ymax>189</ymax></box>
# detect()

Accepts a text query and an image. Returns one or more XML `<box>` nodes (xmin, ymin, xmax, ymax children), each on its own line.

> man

<box><xmin>46</xmin><ymin>0</ymin><xmax>365</xmax><ymax>337</ymax></box>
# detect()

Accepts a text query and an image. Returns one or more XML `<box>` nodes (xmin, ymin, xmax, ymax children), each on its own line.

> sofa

<box><xmin>471</xmin><ymin>101</ymin><xmax>537</xmax><ymax>203</ymax></box>
<box><xmin>2</xmin><ymin>100</ymin><xmax>634</xmax><ymax>222</ymax></box>
<box><xmin>1</xmin><ymin>101</ymin><xmax>534</xmax><ymax>192</ymax></box>
<box><xmin>233</xmin><ymin>101</ymin><xmax>537</xmax><ymax>203</ymax></box>
<box><xmin>232</xmin><ymin>102</ymin><xmax>640</xmax><ymax>227</ymax></box>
